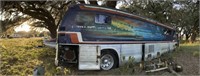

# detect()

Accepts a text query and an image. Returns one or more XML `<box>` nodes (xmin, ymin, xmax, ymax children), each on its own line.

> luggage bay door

<box><xmin>79</xmin><ymin>45</ymin><xmax>101</xmax><ymax>70</ymax></box>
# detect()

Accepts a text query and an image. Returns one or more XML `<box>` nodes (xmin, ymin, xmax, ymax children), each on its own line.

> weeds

<box><xmin>113</xmin><ymin>56</ymin><xmax>135</xmax><ymax>75</ymax></box>
<box><xmin>0</xmin><ymin>38</ymin><xmax>59</xmax><ymax>75</ymax></box>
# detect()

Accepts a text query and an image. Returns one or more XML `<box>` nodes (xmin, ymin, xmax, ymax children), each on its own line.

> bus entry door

<box><xmin>79</xmin><ymin>45</ymin><xmax>101</xmax><ymax>70</ymax></box>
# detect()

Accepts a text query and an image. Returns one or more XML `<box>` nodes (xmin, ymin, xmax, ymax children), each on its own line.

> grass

<box><xmin>175</xmin><ymin>41</ymin><xmax>200</xmax><ymax>57</ymax></box>
<box><xmin>0</xmin><ymin>38</ymin><xmax>199</xmax><ymax>75</ymax></box>
<box><xmin>0</xmin><ymin>38</ymin><xmax>59</xmax><ymax>75</ymax></box>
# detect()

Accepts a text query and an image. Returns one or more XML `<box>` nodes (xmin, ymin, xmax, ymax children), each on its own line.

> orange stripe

<box><xmin>70</xmin><ymin>33</ymin><xmax>79</xmax><ymax>44</ymax></box>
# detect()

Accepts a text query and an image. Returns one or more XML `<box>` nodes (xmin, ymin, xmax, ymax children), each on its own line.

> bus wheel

<box><xmin>100</xmin><ymin>51</ymin><xmax>117</xmax><ymax>70</ymax></box>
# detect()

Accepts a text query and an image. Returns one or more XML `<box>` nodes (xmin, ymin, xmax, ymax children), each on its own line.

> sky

<box><xmin>14</xmin><ymin>22</ymin><xmax>31</xmax><ymax>32</ymax></box>
<box><xmin>14</xmin><ymin>21</ymin><xmax>48</xmax><ymax>32</ymax></box>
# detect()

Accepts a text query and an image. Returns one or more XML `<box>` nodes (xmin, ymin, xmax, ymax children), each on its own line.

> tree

<box><xmin>171</xmin><ymin>1</ymin><xmax>199</xmax><ymax>42</ymax></box>
<box><xmin>1</xmin><ymin>0</ymin><xmax>117</xmax><ymax>38</ymax></box>
<box><xmin>120</xmin><ymin>0</ymin><xmax>199</xmax><ymax>42</ymax></box>
<box><xmin>0</xmin><ymin>13</ymin><xmax>30</xmax><ymax>37</ymax></box>
<box><xmin>1</xmin><ymin>1</ymin><xmax>73</xmax><ymax>38</ymax></box>
<box><xmin>186</xmin><ymin>1</ymin><xmax>199</xmax><ymax>42</ymax></box>
<box><xmin>121</xmin><ymin>1</ymin><xmax>173</xmax><ymax>25</ymax></box>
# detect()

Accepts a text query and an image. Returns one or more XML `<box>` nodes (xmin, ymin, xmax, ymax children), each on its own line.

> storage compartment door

<box><xmin>79</xmin><ymin>45</ymin><xmax>100</xmax><ymax>70</ymax></box>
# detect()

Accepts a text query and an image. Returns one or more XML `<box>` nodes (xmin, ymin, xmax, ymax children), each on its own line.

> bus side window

<box><xmin>75</xmin><ymin>12</ymin><xmax>94</xmax><ymax>25</ymax></box>
<box><xmin>95</xmin><ymin>14</ymin><xmax>111</xmax><ymax>24</ymax></box>
<box><xmin>164</xmin><ymin>30</ymin><xmax>172</xmax><ymax>36</ymax></box>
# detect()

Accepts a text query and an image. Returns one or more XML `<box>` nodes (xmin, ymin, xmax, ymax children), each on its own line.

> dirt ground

<box><xmin>173</xmin><ymin>50</ymin><xmax>200</xmax><ymax>75</ymax></box>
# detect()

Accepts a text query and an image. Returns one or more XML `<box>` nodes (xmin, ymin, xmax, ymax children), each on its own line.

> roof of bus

<box><xmin>70</xmin><ymin>4</ymin><xmax>175</xmax><ymax>30</ymax></box>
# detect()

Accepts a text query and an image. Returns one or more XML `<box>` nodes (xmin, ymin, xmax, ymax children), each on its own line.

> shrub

<box><xmin>114</xmin><ymin>56</ymin><xmax>135</xmax><ymax>75</ymax></box>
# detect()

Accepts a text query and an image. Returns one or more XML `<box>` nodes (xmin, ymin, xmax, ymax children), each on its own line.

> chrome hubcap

<box><xmin>100</xmin><ymin>54</ymin><xmax>114</xmax><ymax>70</ymax></box>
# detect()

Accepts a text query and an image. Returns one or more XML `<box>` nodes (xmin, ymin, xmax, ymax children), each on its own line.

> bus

<box><xmin>55</xmin><ymin>4</ymin><xmax>178</xmax><ymax>70</ymax></box>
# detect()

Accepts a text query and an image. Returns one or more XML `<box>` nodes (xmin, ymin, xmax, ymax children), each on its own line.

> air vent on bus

<box><xmin>148</xmin><ymin>45</ymin><xmax>154</xmax><ymax>53</ymax></box>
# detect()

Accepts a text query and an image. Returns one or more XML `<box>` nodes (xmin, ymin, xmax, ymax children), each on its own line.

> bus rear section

<box><xmin>55</xmin><ymin>4</ymin><xmax>178</xmax><ymax>70</ymax></box>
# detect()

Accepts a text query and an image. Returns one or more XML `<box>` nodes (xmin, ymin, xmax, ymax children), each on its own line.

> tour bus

<box><xmin>55</xmin><ymin>4</ymin><xmax>178</xmax><ymax>70</ymax></box>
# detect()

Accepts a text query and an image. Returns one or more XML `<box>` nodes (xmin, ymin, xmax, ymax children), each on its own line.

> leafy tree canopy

<box><xmin>1</xmin><ymin>0</ymin><xmax>117</xmax><ymax>38</ymax></box>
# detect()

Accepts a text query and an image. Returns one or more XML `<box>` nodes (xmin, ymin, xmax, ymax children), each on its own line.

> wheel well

<box><xmin>101</xmin><ymin>49</ymin><xmax>119</xmax><ymax>68</ymax></box>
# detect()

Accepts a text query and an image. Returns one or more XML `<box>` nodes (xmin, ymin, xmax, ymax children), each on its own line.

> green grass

<box><xmin>176</xmin><ymin>42</ymin><xmax>200</xmax><ymax>57</ymax></box>
<box><xmin>0</xmin><ymin>38</ymin><xmax>59</xmax><ymax>75</ymax></box>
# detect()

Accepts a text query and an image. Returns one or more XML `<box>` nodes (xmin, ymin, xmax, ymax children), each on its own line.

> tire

<box><xmin>100</xmin><ymin>51</ymin><xmax>117</xmax><ymax>70</ymax></box>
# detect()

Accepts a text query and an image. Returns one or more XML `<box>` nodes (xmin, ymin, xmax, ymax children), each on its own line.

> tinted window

<box><xmin>95</xmin><ymin>14</ymin><xmax>111</xmax><ymax>24</ymax></box>
<box><xmin>75</xmin><ymin>12</ymin><xmax>94</xmax><ymax>25</ymax></box>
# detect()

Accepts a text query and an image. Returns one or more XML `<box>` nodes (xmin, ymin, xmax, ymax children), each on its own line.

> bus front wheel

<box><xmin>100</xmin><ymin>51</ymin><xmax>117</xmax><ymax>70</ymax></box>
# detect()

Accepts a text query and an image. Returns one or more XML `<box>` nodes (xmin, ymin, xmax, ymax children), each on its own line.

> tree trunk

<box><xmin>46</xmin><ymin>22</ymin><xmax>57</xmax><ymax>38</ymax></box>
<box><xmin>190</xmin><ymin>33</ymin><xmax>197</xmax><ymax>43</ymax></box>
<box><xmin>190</xmin><ymin>26</ymin><xmax>198</xmax><ymax>43</ymax></box>
<box><xmin>48</xmin><ymin>27</ymin><xmax>57</xmax><ymax>39</ymax></box>
<box><xmin>185</xmin><ymin>34</ymin><xmax>190</xmax><ymax>42</ymax></box>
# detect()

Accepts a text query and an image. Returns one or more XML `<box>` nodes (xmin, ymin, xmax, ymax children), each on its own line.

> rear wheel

<box><xmin>100</xmin><ymin>51</ymin><xmax>117</xmax><ymax>70</ymax></box>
